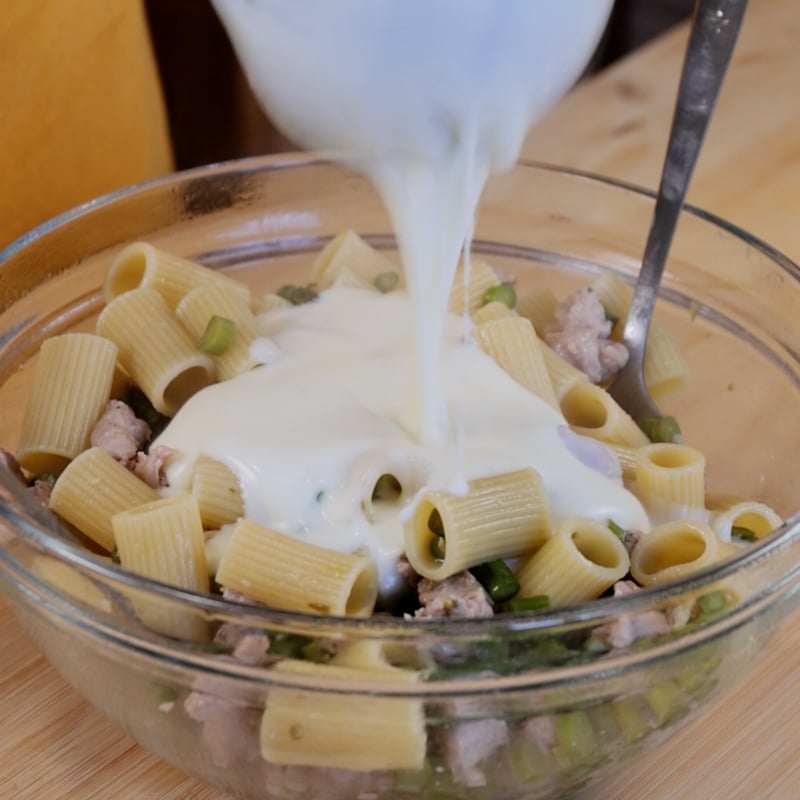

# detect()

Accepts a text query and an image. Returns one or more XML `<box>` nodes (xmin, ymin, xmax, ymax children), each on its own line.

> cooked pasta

<box><xmin>705</xmin><ymin>493</ymin><xmax>783</xmax><ymax>543</ymax></box>
<box><xmin>216</xmin><ymin>517</ymin><xmax>378</xmax><ymax>616</ymax></box>
<box><xmin>540</xmin><ymin>342</ymin><xmax>592</xmax><ymax>401</ymax></box>
<box><xmin>16</xmin><ymin>333</ymin><xmax>118</xmax><ymax>475</ymax></box>
<box><xmin>475</xmin><ymin>316</ymin><xmax>559</xmax><ymax>408</ymax></box>
<box><xmin>31</xmin><ymin>555</ymin><xmax>113</xmax><ymax>614</ymax></box>
<box><xmin>448</xmin><ymin>258</ymin><xmax>501</xmax><ymax>315</ymax></box>
<box><xmin>606</xmin><ymin>443</ymin><xmax>639</xmax><ymax>484</ymax></box>
<box><xmin>515</xmin><ymin>517</ymin><xmax>630</xmax><ymax>606</ymax></box>
<box><xmin>96</xmin><ymin>287</ymin><xmax>215</xmax><ymax>416</ymax></box>
<box><xmin>629</xmin><ymin>520</ymin><xmax>719</xmax><ymax>586</ymax></box>
<box><xmin>112</xmin><ymin>494</ymin><xmax>209</xmax><ymax>639</ymax></box>
<box><xmin>591</xmin><ymin>273</ymin><xmax>689</xmax><ymax>400</ymax></box>
<box><xmin>260</xmin><ymin>657</ymin><xmax>425</xmax><ymax>771</ymax></box>
<box><xmin>49</xmin><ymin>446</ymin><xmax>159</xmax><ymax>552</ymax></box>
<box><xmin>404</xmin><ymin>468</ymin><xmax>550</xmax><ymax>581</ymax></box>
<box><xmin>191</xmin><ymin>455</ymin><xmax>245</xmax><ymax>529</ymax></box>
<box><xmin>175</xmin><ymin>283</ymin><xmax>260</xmax><ymax>380</ymax></box>
<box><xmin>471</xmin><ymin>299</ymin><xmax>515</xmax><ymax>326</ymax></box>
<box><xmin>560</xmin><ymin>381</ymin><xmax>651</xmax><ymax>447</ymax></box>
<box><xmin>203</xmin><ymin>526</ymin><xmax>234</xmax><ymax>577</ymax></box>
<box><xmin>104</xmin><ymin>240</ymin><xmax>251</xmax><ymax>309</ymax></box>
<box><xmin>636</xmin><ymin>443</ymin><xmax>706</xmax><ymax>511</ymax></box>
<box><xmin>310</xmin><ymin>229</ymin><xmax>400</xmax><ymax>291</ymax></box>
<box><xmin>516</xmin><ymin>286</ymin><xmax>558</xmax><ymax>335</ymax></box>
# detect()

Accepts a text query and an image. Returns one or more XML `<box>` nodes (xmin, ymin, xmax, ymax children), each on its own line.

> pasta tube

<box><xmin>97</xmin><ymin>287</ymin><xmax>214</xmax><ymax>416</ymax></box>
<box><xmin>560</xmin><ymin>381</ymin><xmax>650</xmax><ymax>447</ymax></box>
<box><xmin>629</xmin><ymin>520</ymin><xmax>719</xmax><ymax>586</ymax></box>
<box><xmin>606</xmin><ymin>443</ymin><xmax>640</xmax><ymax>484</ymax></box>
<box><xmin>103</xmin><ymin>241</ymin><xmax>250</xmax><ymax>309</ymax></box>
<box><xmin>705</xmin><ymin>493</ymin><xmax>783</xmax><ymax>543</ymax></box>
<box><xmin>16</xmin><ymin>333</ymin><xmax>118</xmax><ymax>474</ymax></box>
<box><xmin>112</xmin><ymin>494</ymin><xmax>209</xmax><ymax>640</ymax></box>
<box><xmin>592</xmin><ymin>273</ymin><xmax>689</xmax><ymax>399</ymax></box>
<box><xmin>515</xmin><ymin>517</ymin><xmax>630</xmax><ymax>606</ymax></box>
<box><xmin>516</xmin><ymin>287</ymin><xmax>558</xmax><ymax>336</ymax></box>
<box><xmin>216</xmin><ymin>518</ymin><xmax>378</xmax><ymax>617</ymax></box>
<box><xmin>310</xmin><ymin>229</ymin><xmax>401</xmax><ymax>291</ymax></box>
<box><xmin>540</xmin><ymin>343</ymin><xmax>591</xmax><ymax>402</ymax></box>
<box><xmin>31</xmin><ymin>556</ymin><xmax>113</xmax><ymax>615</ymax></box>
<box><xmin>448</xmin><ymin>258</ymin><xmax>501</xmax><ymax>315</ymax></box>
<box><xmin>404</xmin><ymin>468</ymin><xmax>550</xmax><ymax>581</ymax></box>
<box><xmin>191</xmin><ymin>455</ymin><xmax>244</xmax><ymax>529</ymax></box>
<box><xmin>49</xmin><ymin>447</ymin><xmax>159</xmax><ymax>551</ymax></box>
<box><xmin>636</xmin><ymin>443</ymin><xmax>706</xmax><ymax>512</ymax></box>
<box><xmin>475</xmin><ymin>316</ymin><xmax>559</xmax><ymax>409</ymax></box>
<box><xmin>261</xmin><ymin>658</ymin><xmax>425</xmax><ymax>771</ymax></box>
<box><xmin>176</xmin><ymin>283</ymin><xmax>259</xmax><ymax>380</ymax></box>
<box><xmin>471</xmin><ymin>299</ymin><xmax>514</xmax><ymax>326</ymax></box>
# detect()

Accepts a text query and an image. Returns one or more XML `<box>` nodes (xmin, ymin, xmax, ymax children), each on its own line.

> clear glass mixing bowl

<box><xmin>0</xmin><ymin>157</ymin><xmax>798</xmax><ymax>800</ymax></box>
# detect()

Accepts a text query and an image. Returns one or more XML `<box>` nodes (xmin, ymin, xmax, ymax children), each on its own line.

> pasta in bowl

<box><xmin>0</xmin><ymin>156</ymin><xmax>799</xmax><ymax>800</ymax></box>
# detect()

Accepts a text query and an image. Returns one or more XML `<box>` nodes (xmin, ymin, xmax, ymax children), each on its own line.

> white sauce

<box><xmin>159</xmin><ymin>0</ymin><xmax>641</xmax><ymax>599</ymax></box>
<box><xmin>159</xmin><ymin>290</ymin><xmax>648</xmax><ymax>598</ymax></box>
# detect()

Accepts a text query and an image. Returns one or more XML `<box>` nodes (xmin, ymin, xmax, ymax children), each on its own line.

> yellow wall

<box><xmin>0</xmin><ymin>0</ymin><xmax>173</xmax><ymax>249</ymax></box>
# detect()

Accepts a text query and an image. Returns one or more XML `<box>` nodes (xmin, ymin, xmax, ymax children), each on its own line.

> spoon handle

<box><xmin>622</xmin><ymin>0</ymin><xmax>748</xmax><ymax>363</ymax></box>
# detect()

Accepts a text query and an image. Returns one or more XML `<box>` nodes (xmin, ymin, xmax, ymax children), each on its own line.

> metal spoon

<box><xmin>608</xmin><ymin>0</ymin><xmax>748</xmax><ymax>441</ymax></box>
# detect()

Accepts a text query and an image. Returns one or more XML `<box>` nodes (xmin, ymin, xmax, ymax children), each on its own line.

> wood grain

<box><xmin>524</xmin><ymin>0</ymin><xmax>800</xmax><ymax>263</ymax></box>
<box><xmin>1</xmin><ymin>0</ymin><xmax>798</xmax><ymax>797</ymax></box>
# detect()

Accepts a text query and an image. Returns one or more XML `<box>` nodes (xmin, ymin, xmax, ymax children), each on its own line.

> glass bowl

<box><xmin>0</xmin><ymin>156</ymin><xmax>799</xmax><ymax>800</ymax></box>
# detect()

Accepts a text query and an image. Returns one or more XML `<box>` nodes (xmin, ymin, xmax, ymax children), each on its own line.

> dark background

<box><xmin>144</xmin><ymin>0</ymin><xmax>695</xmax><ymax>170</ymax></box>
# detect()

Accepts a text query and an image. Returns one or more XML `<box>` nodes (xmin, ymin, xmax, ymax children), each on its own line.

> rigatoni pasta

<box><xmin>448</xmin><ymin>258</ymin><xmax>501</xmax><ymax>315</ymax></box>
<box><xmin>629</xmin><ymin>520</ymin><xmax>719</xmax><ymax>586</ymax></box>
<box><xmin>475</xmin><ymin>316</ymin><xmax>559</xmax><ymax>408</ymax></box>
<box><xmin>104</xmin><ymin>241</ymin><xmax>251</xmax><ymax>310</ymax></box>
<box><xmin>310</xmin><ymin>229</ymin><xmax>400</xmax><ymax>291</ymax></box>
<box><xmin>705</xmin><ymin>494</ymin><xmax>783</xmax><ymax>543</ymax></box>
<box><xmin>16</xmin><ymin>333</ymin><xmax>118</xmax><ymax>474</ymax></box>
<box><xmin>260</xmin><ymin>657</ymin><xmax>425</xmax><ymax>771</ymax></box>
<box><xmin>49</xmin><ymin>446</ymin><xmax>159</xmax><ymax>551</ymax></box>
<box><xmin>540</xmin><ymin>341</ymin><xmax>591</xmax><ymax>402</ymax></box>
<box><xmin>216</xmin><ymin>518</ymin><xmax>378</xmax><ymax>617</ymax></box>
<box><xmin>515</xmin><ymin>517</ymin><xmax>630</xmax><ymax>606</ymax></box>
<box><xmin>636</xmin><ymin>443</ymin><xmax>706</xmax><ymax>511</ymax></box>
<box><xmin>190</xmin><ymin>455</ymin><xmax>244</xmax><ymax>529</ymax></box>
<box><xmin>175</xmin><ymin>283</ymin><xmax>260</xmax><ymax>380</ymax></box>
<box><xmin>97</xmin><ymin>287</ymin><xmax>214</xmax><ymax>416</ymax></box>
<box><xmin>560</xmin><ymin>381</ymin><xmax>651</xmax><ymax>447</ymax></box>
<box><xmin>404</xmin><ymin>468</ymin><xmax>550</xmax><ymax>581</ymax></box>
<box><xmin>592</xmin><ymin>273</ymin><xmax>689</xmax><ymax>400</ymax></box>
<box><xmin>112</xmin><ymin>494</ymin><xmax>209</xmax><ymax>639</ymax></box>
<box><xmin>516</xmin><ymin>286</ymin><xmax>558</xmax><ymax>335</ymax></box>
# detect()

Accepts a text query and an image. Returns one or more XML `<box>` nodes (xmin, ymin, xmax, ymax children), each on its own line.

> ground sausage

<box><xmin>90</xmin><ymin>399</ymin><xmax>151</xmax><ymax>468</ymax></box>
<box><xmin>544</xmin><ymin>286</ymin><xmax>629</xmax><ymax>384</ymax></box>
<box><xmin>414</xmin><ymin>571</ymin><xmax>494</xmax><ymax>619</ymax></box>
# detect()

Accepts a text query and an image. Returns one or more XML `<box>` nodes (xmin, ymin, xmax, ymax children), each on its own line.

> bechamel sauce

<box><xmin>159</xmin><ymin>0</ymin><xmax>638</xmax><ymax>599</ymax></box>
<box><xmin>159</xmin><ymin>290</ymin><xmax>648</xmax><ymax>598</ymax></box>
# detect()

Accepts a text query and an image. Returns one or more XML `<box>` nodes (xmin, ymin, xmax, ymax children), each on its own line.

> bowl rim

<box><xmin>1</xmin><ymin>153</ymin><xmax>799</xmax><ymax>678</ymax></box>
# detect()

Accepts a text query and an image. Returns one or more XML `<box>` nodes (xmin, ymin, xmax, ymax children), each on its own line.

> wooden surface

<box><xmin>2</xmin><ymin>0</ymin><xmax>799</xmax><ymax>797</ymax></box>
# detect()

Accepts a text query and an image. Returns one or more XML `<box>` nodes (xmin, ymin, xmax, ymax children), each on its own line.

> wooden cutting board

<box><xmin>1</xmin><ymin>0</ymin><xmax>798</xmax><ymax>797</ymax></box>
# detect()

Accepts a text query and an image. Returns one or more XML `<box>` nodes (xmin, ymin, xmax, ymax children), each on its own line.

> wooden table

<box><xmin>1</xmin><ymin>0</ymin><xmax>798</xmax><ymax>797</ymax></box>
